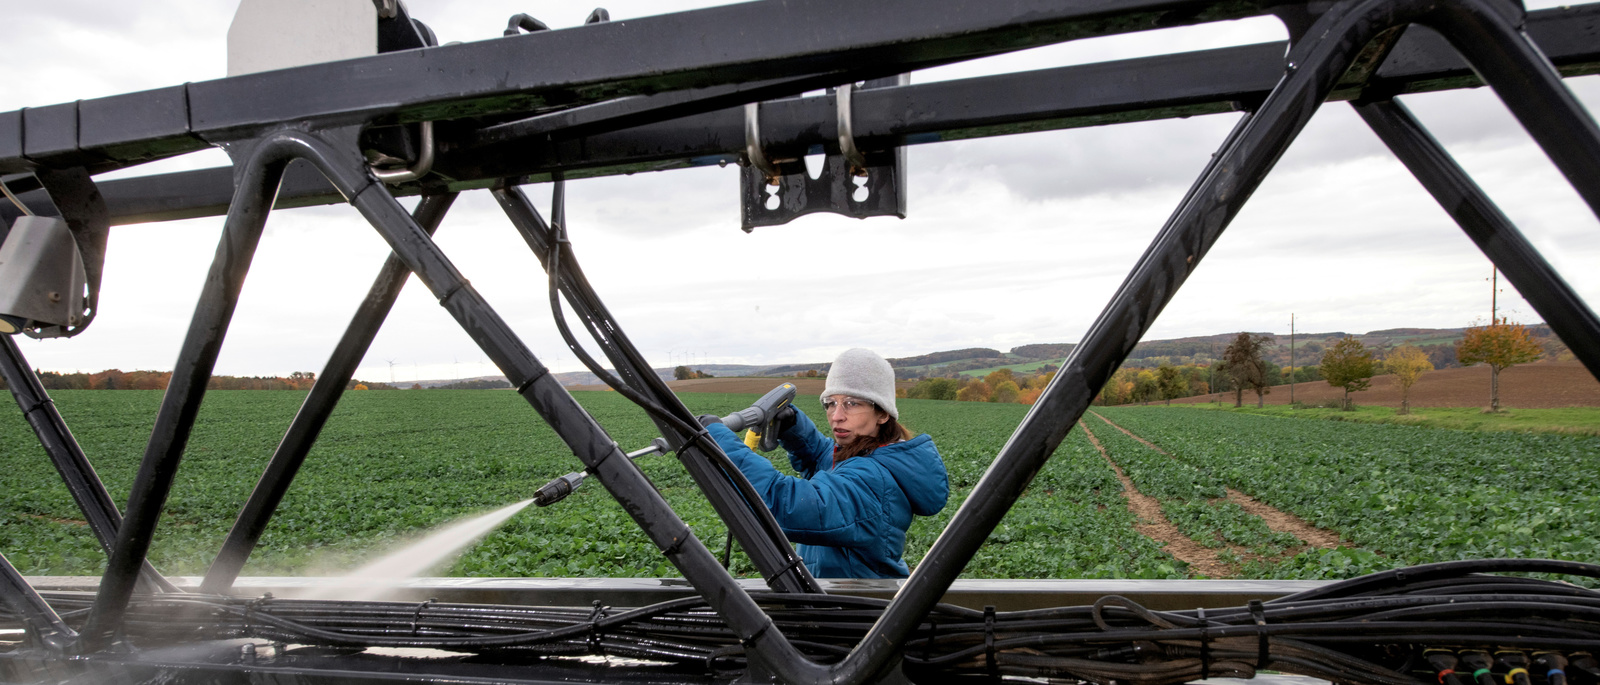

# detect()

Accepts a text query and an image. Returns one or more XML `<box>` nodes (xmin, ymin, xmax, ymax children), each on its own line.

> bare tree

<box><xmin>1222</xmin><ymin>332</ymin><xmax>1272</xmax><ymax>408</ymax></box>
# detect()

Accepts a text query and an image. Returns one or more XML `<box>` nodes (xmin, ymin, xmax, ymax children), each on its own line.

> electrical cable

<box><xmin>6</xmin><ymin>562</ymin><xmax>1600</xmax><ymax>683</ymax></box>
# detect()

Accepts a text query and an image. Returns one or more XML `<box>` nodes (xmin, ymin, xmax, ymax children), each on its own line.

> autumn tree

<box><xmin>1383</xmin><ymin>344</ymin><xmax>1434</xmax><ymax>415</ymax></box>
<box><xmin>1222</xmin><ymin>332</ymin><xmax>1273</xmax><ymax>408</ymax></box>
<box><xmin>984</xmin><ymin>368</ymin><xmax>1016</xmax><ymax>388</ymax></box>
<box><xmin>991</xmin><ymin>380</ymin><xmax>1021</xmax><ymax>403</ymax></box>
<box><xmin>1321</xmin><ymin>336</ymin><xmax>1374</xmax><ymax>410</ymax></box>
<box><xmin>1456</xmin><ymin>318</ymin><xmax>1544</xmax><ymax>412</ymax></box>
<box><xmin>1155</xmin><ymin>363</ymin><xmax>1187</xmax><ymax>405</ymax></box>
<box><xmin>908</xmin><ymin>377</ymin><xmax>958</xmax><ymax>401</ymax></box>
<box><xmin>673</xmin><ymin>365</ymin><xmax>692</xmax><ymax>380</ymax></box>
<box><xmin>955</xmin><ymin>378</ymin><xmax>991</xmax><ymax>402</ymax></box>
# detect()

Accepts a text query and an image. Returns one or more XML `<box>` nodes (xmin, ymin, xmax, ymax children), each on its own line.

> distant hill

<box><xmin>416</xmin><ymin>325</ymin><xmax>1552</xmax><ymax>388</ymax></box>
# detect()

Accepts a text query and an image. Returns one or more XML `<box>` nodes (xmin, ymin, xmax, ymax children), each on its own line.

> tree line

<box><xmin>9</xmin><ymin>370</ymin><xmax>397</xmax><ymax>391</ymax></box>
<box><xmin>1094</xmin><ymin>319</ymin><xmax>1547</xmax><ymax>411</ymax></box>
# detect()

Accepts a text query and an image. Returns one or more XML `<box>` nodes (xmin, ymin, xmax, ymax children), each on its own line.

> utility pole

<box><xmin>1209</xmin><ymin>342</ymin><xmax>1216</xmax><ymax>404</ymax></box>
<box><xmin>1289</xmin><ymin>313</ymin><xmax>1296</xmax><ymax>407</ymax></box>
<box><xmin>1491</xmin><ymin>266</ymin><xmax>1500</xmax><ymax>324</ymax></box>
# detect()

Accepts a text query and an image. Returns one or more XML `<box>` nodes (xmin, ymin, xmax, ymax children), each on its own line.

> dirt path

<box><xmin>1088</xmin><ymin>410</ymin><xmax>1343</xmax><ymax>550</ymax></box>
<box><xmin>1078</xmin><ymin>421</ymin><xmax>1234</xmax><ymax>578</ymax></box>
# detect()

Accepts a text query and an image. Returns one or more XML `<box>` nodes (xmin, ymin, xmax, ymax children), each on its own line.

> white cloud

<box><xmin>5</xmin><ymin>0</ymin><xmax>1598</xmax><ymax>379</ymax></box>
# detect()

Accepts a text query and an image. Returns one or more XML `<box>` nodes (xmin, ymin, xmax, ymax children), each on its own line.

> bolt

<box><xmin>46</xmin><ymin>291</ymin><xmax>60</xmax><ymax>303</ymax></box>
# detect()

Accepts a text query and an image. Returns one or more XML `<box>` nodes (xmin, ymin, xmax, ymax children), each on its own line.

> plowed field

<box><xmin>1178</xmin><ymin>360</ymin><xmax>1600</xmax><ymax>408</ymax></box>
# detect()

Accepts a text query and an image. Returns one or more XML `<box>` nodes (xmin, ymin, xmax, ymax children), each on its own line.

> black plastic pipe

<box><xmin>77</xmin><ymin>132</ymin><xmax>296</xmax><ymax>650</ymax></box>
<box><xmin>0</xmin><ymin>337</ymin><xmax>175</xmax><ymax>593</ymax></box>
<box><xmin>1354</xmin><ymin>97</ymin><xmax>1600</xmax><ymax>379</ymax></box>
<box><xmin>199</xmin><ymin>192</ymin><xmax>459</xmax><ymax>594</ymax></box>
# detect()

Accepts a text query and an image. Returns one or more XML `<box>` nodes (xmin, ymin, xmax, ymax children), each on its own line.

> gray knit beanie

<box><xmin>821</xmin><ymin>348</ymin><xmax>898</xmax><ymax>419</ymax></box>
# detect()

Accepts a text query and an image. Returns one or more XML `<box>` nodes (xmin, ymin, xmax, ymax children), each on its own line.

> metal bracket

<box><xmin>0</xmin><ymin>167</ymin><xmax>110</xmax><ymax>338</ymax></box>
<box><xmin>739</xmin><ymin>75</ymin><xmax>908</xmax><ymax>232</ymax></box>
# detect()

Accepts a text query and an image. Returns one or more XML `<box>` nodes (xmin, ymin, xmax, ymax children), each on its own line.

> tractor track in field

<box><xmin>1087</xmin><ymin>410</ymin><xmax>1345</xmax><ymax>550</ymax></box>
<box><xmin>1078</xmin><ymin>421</ymin><xmax>1234</xmax><ymax>578</ymax></box>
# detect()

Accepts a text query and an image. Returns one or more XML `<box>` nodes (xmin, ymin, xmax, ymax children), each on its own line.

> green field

<box><xmin>1099</xmin><ymin>406</ymin><xmax>1600</xmax><ymax>578</ymax></box>
<box><xmin>2</xmin><ymin>391</ymin><xmax>1595</xmax><ymax>582</ymax></box>
<box><xmin>955</xmin><ymin>358</ymin><xmax>1065</xmax><ymax>378</ymax></box>
<box><xmin>0</xmin><ymin>391</ymin><xmax>1183</xmax><ymax>579</ymax></box>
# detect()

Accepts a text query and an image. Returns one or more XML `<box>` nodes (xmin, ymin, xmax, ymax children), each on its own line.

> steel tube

<box><xmin>76</xmin><ymin>133</ymin><xmax>296</xmax><ymax>650</ymax></box>
<box><xmin>1355</xmin><ymin>97</ymin><xmax>1600</xmax><ymax>380</ymax></box>
<box><xmin>0</xmin><ymin>551</ymin><xmax>74</xmax><ymax>651</ymax></box>
<box><xmin>31</xmin><ymin>4</ymin><xmax>1599</xmax><ymax>227</ymax></box>
<box><xmin>491</xmin><ymin>184</ymin><xmax>820</xmax><ymax>594</ymax></box>
<box><xmin>1420</xmin><ymin>0</ymin><xmax>1600</xmax><ymax>224</ymax></box>
<box><xmin>198</xmin><ymin>192</ymin><xmax>459</xmax><ymax>594</ymax></box>
<box><xmin>0</xmin><ymin>337</ymin><xmax>175</xmax><ymax>594</ymax></box>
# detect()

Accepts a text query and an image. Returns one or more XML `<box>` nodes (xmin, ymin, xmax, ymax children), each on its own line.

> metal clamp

<box><xmin>370</xmin><ymin>121</ymin><xmax>434</xmax><ymax>184</ymax></box>
<box><xmin>836</xmin><ymin>82</ymin><xmax>868</xmax><ymax>176</ymax></box>
<box><xmin>744</xmin><ymin>103</ymin><xmax>780</xmax><ymax>185</ymax></box>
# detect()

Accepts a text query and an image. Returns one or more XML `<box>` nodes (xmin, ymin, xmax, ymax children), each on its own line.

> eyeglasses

<box><xmin>822</xmin><ymin>396</ymin><xmax>875</xmax><ymax>414</ymax></box>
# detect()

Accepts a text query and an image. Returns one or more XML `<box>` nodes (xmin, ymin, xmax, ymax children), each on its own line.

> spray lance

<box><xmin>532</xmin><ymin>383</ymin><xmax>798</xmax><ymax>507</ymax></box>
<box><xmin>533</xmin><ymin>437</ymin><xmax>670</xmax><ymax>506</ymax></box>
<box><xmin>720</xmin><ymin>382</ymin><xmax>798</xmax><ymax>452</ymax></box>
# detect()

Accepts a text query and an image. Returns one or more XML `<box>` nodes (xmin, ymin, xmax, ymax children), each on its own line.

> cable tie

<box><xmin>1507</xmin><ymin>668</ymin><xmax>1528</xmax><ymax>684</ymax></box>
<box><xmin>769</xmin><ymin>556</ymin><xmax>805</xmax><ymax>585</ymax></box>
<box><xmin>1197</xmin><ymin>606</ymin><xmax>1210</xmax><ymax>681</ymax></box>
<box><xmin>244</xmin><ymin>593</ymin><xmax>272</xmax><ymax>637</ymax></box>
<box><xmin>1249</xmin><ymin>598</ymin><xmax>1268</xmax><ymax>669</ymax></box>
<box><xmin>410</xmin><ymin>598</ymin><xmax>434</xmax><ymax>637</ymax></box>
<box><xmin>19</xmin><ymin>398</ymin><xmax>53</xmax><ymax>416</ymax></box>
<box><xmin>1549</xmin><ymin>669</ymin><xmax>1565</xmax><ymax>682</ymax></box>
<box><xmin>1440</xmin><ymin>669</ymin><xmax>1457</xmax><ymax>684</ymax></box>
<box><xmin>660</xmin><ymin>526</ymin><xmax>693</xmax><ymax>556</ymax></box>
<box><xmin>1474</xmin><ymin>668</ymin><xmax>1493</xmax><ymax>681</ymax></box>
<box><xmin>984</xmin><ymin>605</ymin><xmax>997</xmax><ymax>679</ymax></box>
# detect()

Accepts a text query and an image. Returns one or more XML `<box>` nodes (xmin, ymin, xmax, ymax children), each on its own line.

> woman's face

<box><xmin>823</xmin><ymin>394</ymin><xmax>889</xmax><ymax>445</ymax></box>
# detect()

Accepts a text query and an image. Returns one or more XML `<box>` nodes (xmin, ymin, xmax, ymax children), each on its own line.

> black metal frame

<box><xmin>2</xmin><ymin>0</ymin><xmax>1599</xmax><ymax>680</ymax></box>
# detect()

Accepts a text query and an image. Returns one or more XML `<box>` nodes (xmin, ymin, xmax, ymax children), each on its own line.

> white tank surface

<box><xmin>227</xmin><ymin>0</ymin><xmax>378</xmax><ymax>76</ymax></box>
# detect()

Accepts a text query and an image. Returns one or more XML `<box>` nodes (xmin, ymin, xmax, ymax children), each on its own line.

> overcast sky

<box><xmin>4</xmin><ymin>0</ymin><xmax>1598</xmax><ymax>383</ymax></box>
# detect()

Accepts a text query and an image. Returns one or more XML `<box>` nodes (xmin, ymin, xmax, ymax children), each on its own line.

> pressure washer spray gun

<box><xmin>719</xmin><ymin>382</ymin><xmax>797</xmax><ymax>452</ymax></box>
<box><xmin>532</xmin><ymin>383</ymin><xmax>798</xmax><ymax>507</ymax></box>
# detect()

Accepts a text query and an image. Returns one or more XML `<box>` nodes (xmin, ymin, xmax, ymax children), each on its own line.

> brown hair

<box><xmin>833</xmin><ymin>411</ymin><xmax>915</xmax><ymax>465</ymax></box>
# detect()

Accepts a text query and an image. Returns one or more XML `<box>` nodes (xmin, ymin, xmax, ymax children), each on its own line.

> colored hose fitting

<box><xmin>1463</xmin><ymin>651</ymin><xmax>1498</xmax><ymax>685</ymax></box>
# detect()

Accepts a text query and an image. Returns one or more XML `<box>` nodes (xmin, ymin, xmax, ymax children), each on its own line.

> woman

<box><xmin>704</xmin><ymin>348</ymin><xmax>949</xmax><ymax>578</ymax></box>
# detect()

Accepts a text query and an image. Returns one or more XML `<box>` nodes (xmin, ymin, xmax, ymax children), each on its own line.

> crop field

<box><xmin>1</xmin><ymin>391</ymin><xmax>1595</xmax><ymax>582</ymax></box>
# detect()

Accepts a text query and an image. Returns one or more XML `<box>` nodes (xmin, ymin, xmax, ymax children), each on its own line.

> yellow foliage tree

<box><xmin>984</xmin><ymin>368</ymin><xmax>1016</xmax><ymax>388</ymax></box>
<box><xmin>353</xmin><ymin>383</ymin><xmax>369</xmax><ymax>390</ymax></box>
<box><xmin>991</xmin><ymin>380</ymin><xmax>1021</xmax><ymax>403</ymax></box>
<box><xmin>1456</xmin><ymin>318</ymin><xmax>1543</xmax><ymax>412</ymax></box>
<box><xmin>1383</xmin><ymin>344</ymin><xmax>1434</xmax><ymax>415</ymax></box>
<box><xmin>955</xmin><ymin>378</ymin><xmax>991</xmax><ymax>402</ymax></box>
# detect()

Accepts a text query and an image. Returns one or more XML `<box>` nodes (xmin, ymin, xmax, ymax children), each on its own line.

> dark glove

<box><xmin>697</xmin><ymin>414</ymin><xmax>724</xmax><ymax>428</ymax></box>
<box><xmin>775</xmin><ymin>406</ymin><xmax>797</xmax><ymax>435</ymax></box>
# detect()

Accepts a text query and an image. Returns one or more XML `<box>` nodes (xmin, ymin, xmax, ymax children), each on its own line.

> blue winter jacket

<box><xmin>708</xmin><ymin>410</ymin><xmax>949</xmax><ymax>578</ymax></box>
